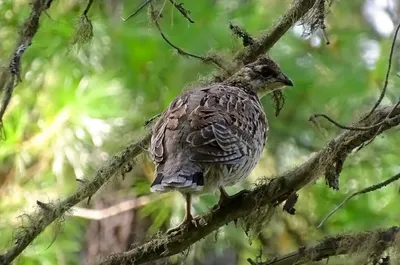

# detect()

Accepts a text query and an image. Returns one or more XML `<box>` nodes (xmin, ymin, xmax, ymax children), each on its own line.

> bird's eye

<box><xmin>257</xmin><ymin>65</ymin><xmax>276</xmax><ymax>78</ymax></box>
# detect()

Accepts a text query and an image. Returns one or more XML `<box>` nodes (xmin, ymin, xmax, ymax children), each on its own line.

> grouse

<box><xmin>149</xmin><ymin>55</ymin><xmax>293</xmax><ymax>230</ymax></box>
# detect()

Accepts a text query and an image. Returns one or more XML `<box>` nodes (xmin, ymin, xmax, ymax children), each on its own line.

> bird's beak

<box><xmin>277</xmin><ymin>73</ymin><xmax>293</xmax><ymax>87</ymax></box>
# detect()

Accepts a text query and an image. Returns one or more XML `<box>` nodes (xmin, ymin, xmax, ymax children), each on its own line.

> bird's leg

<box><xmin>217</xmin><ymin>187</ymin><xmax>250</xmax><ymax>208</ymax></box>
<box><xmin>183</xmin><ymin>193</ymin><xmax>193</xmax><ymax>223</ymax></box>
<box><xmin>167</xmin><ymin>193</ymin><xmax>195</xmax><ymax>234</ymax></box>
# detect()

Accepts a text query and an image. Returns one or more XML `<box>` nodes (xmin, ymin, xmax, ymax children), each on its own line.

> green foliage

<box><xmin>0</xmin><ymin>0</ymin><xmax>399</xmax><ymax>264</ymax></box>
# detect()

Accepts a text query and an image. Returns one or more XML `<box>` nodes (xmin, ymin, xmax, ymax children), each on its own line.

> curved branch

<box><xmin>98</xmin><ymin>105</ymin><xmax>400</xmax><ymax>265</ymax></box>
<box><xmin>367</xmin><ymin>22</ymin><xmax>400</xmax><ymax>116</ymax></box>
<box><xmin>254</xmin><ymin>226</ymin><xmax>399</xmax><ymax>265</ymax></box>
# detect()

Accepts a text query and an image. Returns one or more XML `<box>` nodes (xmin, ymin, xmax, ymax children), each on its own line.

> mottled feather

<box><xmin>149</xmin><ymin>85</ymin><xmax>268</xmax><ymax>192</ymax></box>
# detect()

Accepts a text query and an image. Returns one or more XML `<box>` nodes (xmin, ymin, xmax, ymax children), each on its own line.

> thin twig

<box><xmin>122</xmin><ymin>0</ymin><xmax>152</xmax><ymax>22</ymax></box>
<box><xmin>317</xmin><ymin>172</ymin><xmax>400</xmax><ymax>228</ymax></box>
<box><xmin>309</xmin><ymin>112</ymin><xmax>400</xmax><ymax>131</ymax></box>
<box><xmin>168</xmin><ymin>0</ymin><xmax>194</xmax><ymax>23</ymax></box>
<box><xmin>318</xmin><ymin>0</ymin><xmax>330</xmax><ymax>45</ymax></box>
<box><xmin>151</xmin><ymin>9</ymin><xmax>202</xmax><ymax>60</ymax></box>
<box><xmin>83</xmin><ymin>0</ymin><xmax>94</xmax><ymax>16</ymax></box>
<box><xmin>70</xmin><ymin>195</ymin><xmax>164</xmax><ymax>220</ymax></box>
<box><xmin>367</xmin><ymin>21</ymin><xmax>400</xmax><ymax>117</ymax></box>
<box><xmin>150</xmin><ymin>4</ymin><xmax>228</xmax><ymax>72</ymax></box>
<box><xmin>357</xmin><ymin>98</ymin><xmax>400</xmax><ymax>151</ymax></box>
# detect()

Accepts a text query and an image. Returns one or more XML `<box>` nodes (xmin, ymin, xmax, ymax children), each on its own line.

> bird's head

<box><xmin>225</xmin><ymin>55</ymin><xmax>293</xmax><ymax>98</ymax></box>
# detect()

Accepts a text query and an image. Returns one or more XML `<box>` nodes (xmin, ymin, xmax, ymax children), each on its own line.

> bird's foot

<box><xmin>214</xmin><ymin>189</ymin><xmax>250</xmax><ymax>210</ymax></box>
<box><xmin>166</xmin><ymin>214</ymin><xmax>198</xmax><ymax>235</ymax></box>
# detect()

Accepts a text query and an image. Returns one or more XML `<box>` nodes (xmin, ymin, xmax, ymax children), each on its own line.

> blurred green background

<box><xmin>0</xmin><ymin>0</ymin><xmax>399</xmax><ymax>264</ymax></box>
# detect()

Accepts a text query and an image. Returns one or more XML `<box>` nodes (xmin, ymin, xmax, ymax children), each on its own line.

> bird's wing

<box><xmin>150</xmin><ymin>92</ymin><xmax>189</xmax><ymax>163</ymax></box>
<box><xmin>186</xmin><ymin>86</ymin><xmax>267</xmax><ymax>164</ymax></box>
<box><xmin>150</xmin><ymin>85</ymin><xmax>267</xmax><ymax>165</ymax></box>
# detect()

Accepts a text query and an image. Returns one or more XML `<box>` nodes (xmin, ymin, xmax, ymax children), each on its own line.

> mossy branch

<box><xmin>98</xmin><ymin>105</ymin><xmax>400</xmax><ymax>265</ymax></box>
<box><xmin>0</xmin><ymin>0</ymin><xmax>54</xmax><ymax>124</ymax></box>
<box><xmin>0</xmin><ymin>134</ymin><xmax>151</xmax><ymax>265</ymax></box>
<box><xmin>237</xmin><ymin>0</ymin><xmax>318</xmax><ymax>63</ymax></box>
<box><xmin>251</xmin><ymin>226</ymin><xmax>399</xmax><ymax>265</ymax></box>
<box><xmin>214</xmin><ymin>0</ymin><xmax>320</xmax><ymax>81</ymax></box>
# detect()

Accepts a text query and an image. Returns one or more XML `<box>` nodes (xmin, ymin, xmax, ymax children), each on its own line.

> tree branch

<box><xmin>214</xmin><ymin>0</ymin><xmax>319</xmax><ymax>83</ymax></box>
<box><xmin>367</xmin><ymin>21</ymin><xmax>400</xmax><ymax>117</ymax></box>
<box><xmin>317</xmin><ymin>172</ymin><xmax>400</xmax><ymax>228</ymax></box>
<box><xmin>98</xmin><ymin>105</ymin><xmax>400</xmax><ymax>265</ymax></box>
<box><xmin>83</xmin><ymin>0</ymin><xmax>95</xmax><ymax>17</ymax></box>
<box><xmin>122</xmin><ymin>0</ymin><xmax>151</xmax><ymax>22</ymax></box>
<box><xmin>0</xmin><ymin>134</ymin><xmax>151</xmax><ymax>265</ymax></box>
<box><xmin>0</xmin><ymin>0</ymin><xmax>54</xmax><ymax>125</ymax></box>
<box><xmin>238</xmin><ymin>0</ymin><xmax>317</xmax><ymax>64</ymax></box>
<box><xmin>252</xmin><ymin>226</ymin><xmax>399</xmax><ymax>265</ymax></box>
<box><xmin>168</xmin><ymin>0</ymin><xmax>194</xmax><ymax>23</ymax></box>
<box><xmin>149</xmin><ymin>4</ymin><xmax>229</xmax><ymax>72</ymax></box>
<box><xmin>70</xmin><ymin>195</ymin><xmax>154</xmax><ymax>220</ymax></box>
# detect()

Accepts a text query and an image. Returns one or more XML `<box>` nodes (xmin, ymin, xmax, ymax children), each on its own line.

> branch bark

<box><xmin>0</xmin><ymin>0</ymin><xmax>54</xmax><ymax>123</ymax></box>
<box><xmin>254</xmin><ymin>226</ymin><xmax>399</xmax><ymax>265</ymax></box>
<box><xmin>215</xmin><ymin>0</ymin><xmax>318</xmax><ymax>81</ymax></box>
<box><xmin>237</xmin><ymin>0</ymin><xmax>317</xmax><ymax>64</ymax></box>
<box><xmin>0</xmin><ymin>134</ymin><xmax>151</xmax><ymax>265</ymax></box>
<box><xmin>98</xmin><ymin>105</ymin><xmax>400</xmax><ymax>265</ymax></box>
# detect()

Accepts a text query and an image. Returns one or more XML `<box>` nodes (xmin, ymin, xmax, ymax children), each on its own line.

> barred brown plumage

<box><xmin>149</xmin><ymin>55</ymin><xmax>293</xmax><ymax>231</ymax></box>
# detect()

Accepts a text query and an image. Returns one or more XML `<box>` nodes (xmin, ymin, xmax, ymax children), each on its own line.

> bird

<box><xmin>149</xmin><ymin>55</ymin><xmax>293</xmax><ymax>231</ymax></box>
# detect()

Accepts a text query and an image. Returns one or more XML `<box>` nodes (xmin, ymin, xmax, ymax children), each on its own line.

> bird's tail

<box><xmin>150</xmin><ymin>161</ymin><xmax>204</xmax><ymax>193</ymax></box>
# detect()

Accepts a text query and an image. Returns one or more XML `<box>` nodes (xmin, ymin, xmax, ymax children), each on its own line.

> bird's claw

<box><xmin>166</xmin><ymin>216</ymin><xmax>199</xmax><ymax>235</ymax></box>
<box><xmin>214</xmin><ymin>189</ymin><xmax>250</xmax><ymax>210</ymax></box>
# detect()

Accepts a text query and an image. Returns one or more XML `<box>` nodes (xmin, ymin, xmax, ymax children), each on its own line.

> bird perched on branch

<box><xmin>149</xmin><ymin>55</ymin><xmax>293</xmax><ymax>231</ymax></box>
